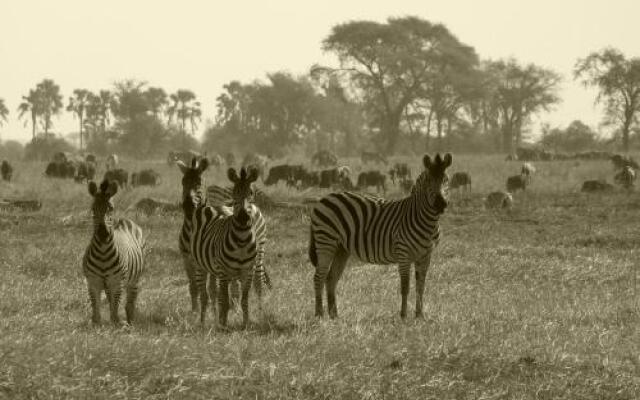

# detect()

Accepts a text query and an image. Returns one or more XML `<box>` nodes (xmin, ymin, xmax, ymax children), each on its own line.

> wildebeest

<box><xmin>298</xmin><ymin>170</ymin><xmax>320</xmax><ymax>189</ymax></box>
<box><xmin>614</xmin><ymin>166</ymin><xmax>636</xmax><ymax>189</ymax></box>
<box><xmin>485</xmin><ymin>191</ymin><xmax>513</xmax><ymax>209</ymax></box>
<box><xmin>361</xmin><ymin>151</ymin><xmax>388</xmax><ymax>165</ymax></box>
<box><xmin>265</xmin><ymin>164</ymin><xmax>305</xmax><ymax>186</ymax></box>
<box><xmin>45</xmin><ymin>161</ymin><xmax>76</xmax><ymax>179</ymax></box>
<box><xmin>399</xmin><ymin>178</ymin><xmax>414</xmax><ymax>194</ymax></box>
<box><xmin>450</xmin><ymin>172</ymin><xmax>471</xmax><ymax>191</ymax></box>
<box><xmin>103</xmin><ymin>168</ymin><xmax>129</xmax><ymax>188</ymax></box>
<box><xmin>106</xmin><ymin>154</ymin><xmax>119</xmax><ymax>171</ymax></box>
<box><xmin>506</xmin><ymin>175</ymin><xmax>527</xmax><ymax>192</ymax></box>
<box><xmin>167</xmin><ymin>150</ymin><xmax>202</xmax><ymax>166</ymax></box>
<box><xmin>521</xmin><ymin>162</ymin><xmax>536</xmax><ymax>183</ymax></box>
<box><xmin>610</xmin><ymin>154</ymin><xmax>639</xmax><ymax>171</ymax></box>
<box><xmin>74</xmin><ymin>161</ymin><xmax>96</xmax><ymax>183</ymax></box>
<box><xmin>389</xmin><ymin>163</ymin><xmax>411</xmax><ymax>184</ymax></box>
<box><xmin>53</xmin><ymin>151</ymin><xmax>72</xmax><ymax>164</ymax></box>
<box><xmin>85</xmin><ymin>154</ymin><xmax>97</xmax><ymax>164</ymax></box>
<box><xmin>581</xmin><ymin>180</ymin><xmax>614</xmax><ymax>193</ymax></box>
<box><xmin>357</xmin><ymin>170</ymin><xmax>386</xmax><ymax>193</ymax></box>
<box><xmin>1</xmin><ymin>160</ymin><xmax>13</xmax><ymax>182</ymax></box>
<box><xmin>311</xmin><ymin>150</ymin><xmax>338</xmax><ymax>168</ymax></box>
<box><xmin>131</xmin><ymin>169</ymin><xmax>161</xmax><ymax>187</ymax></box>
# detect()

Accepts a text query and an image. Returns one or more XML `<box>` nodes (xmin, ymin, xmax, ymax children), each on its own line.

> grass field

<box><xmin>1</xmin><ymin>155</ymin><xmax>639</xmax><ymax>399</ymax></box>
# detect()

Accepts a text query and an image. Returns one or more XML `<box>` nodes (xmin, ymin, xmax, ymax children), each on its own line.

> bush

<box><xmin>23</xmin><ymin>134</ymin><xmax>74</xmax><ymax>161</ymax></box>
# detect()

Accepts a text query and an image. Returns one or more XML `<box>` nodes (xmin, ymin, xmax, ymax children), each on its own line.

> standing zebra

<box><xmin>309</xmin><ymin>153</ymin><xmax>452</xmax><ymax>319</ymax></box>
<box><xmin>83</xmin><ymin>179</ymin><xmax>145</xmax><ymax>325</ymax></box>
<box><xmin>178</xmin><ymin>160</ymin><xmax>270</xmax><ymax>326</ymax></box>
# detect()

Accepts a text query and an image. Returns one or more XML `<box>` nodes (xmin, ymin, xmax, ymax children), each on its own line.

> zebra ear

<box><xmin>198</xmin><ymin>157</ymin><xmax>209</xmax><ymax>173</ymax></box>
<box><xmin>443</xmin><ymin>153</ymin><xmax>452</xmax><ymax>168</ymax></box>
<box><xmin>247</xmin><ymin>167</ymin><xmax>259</xmax><ymax>183</ymax></box>
<box><xmin>106</xmin><ymin>181</ymin><xmax>118</xmax><ymax>197</ymax></box>
<box><xmin>227</xmin><ymin>168</ymin><xmax>238</xmax><ymax>183</ymax></box>
<box><xmin>423</xmin><ymin>154</ymin><xmax>432</xmax><ymax>170</ymax></box>
<box><xmin>176</xmin><ymin>160</ymin><xmax>188</xmax><ymax>175</ymax></box>
<box><xmin>88</xmin><ymin>181</ymin><xmax>98</xmax><ymax>197</ymax></box>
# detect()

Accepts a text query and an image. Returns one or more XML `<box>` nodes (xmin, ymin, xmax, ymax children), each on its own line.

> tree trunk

<box><xmin>622</xmin><ymin>113</ymin><xmax>632</xmax><ymax>152</ymax></box>
<box><xmin>384</xmin><ymin>112</ymin><xmax>402</xmax><ymax>155</ymax></box>
<box><xmin>425</xmin><ymin>109</ymin><xmax>433</xmax><ymax>151</ymax></box>
<box><xmin>79</xmin><ymin>115</ymin><xmax>84</xmax><ymax>151</ymax></box>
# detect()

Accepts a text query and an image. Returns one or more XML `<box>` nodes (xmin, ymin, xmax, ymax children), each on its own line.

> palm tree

<box><xmin>0</xmin><ymin>98</ymin><xmax>8</xmax><ymax>128</ymax></box>
<box><xmin>188</xmin><ymin>101</ymin><xmax>202</xmax><ymax>135</ymax></box>
<box><xmin>168</xmin><ymin>89</ymin><xmax>198</xmax><ymax>149</ymax></box>
<box><xmin>144</xmin><ymin>87</ymin><xmax>168</xmax><ymax>120</ymax></box>
<box><xmin>67</xmin><ymin>89</ymin><xmax>91</xmax><ymax>150</ymax></box>
<box><xmin>18</xmin><ymin>90</ymin><xmax>40</xmax><ymax>140</ymax></box>
<box><xmin>35</xmin><ymin>79</ymin><xmax>63</xmax><ymax>135</ymax></box>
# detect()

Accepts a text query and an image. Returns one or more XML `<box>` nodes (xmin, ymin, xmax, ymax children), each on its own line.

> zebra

<box><xmin>309</xmin><ymin>153</ymin><xmax>452</xmax><ymax>319</ymax></box>
<box><xmin>82</xmin><ymin>179</ymin><xmax>145</xmax><ymax>325</ymax></box>
<box><xmin>176</xmin><ymin>159</ymin><xmax>270</xmax><ymax>325</ymax></box>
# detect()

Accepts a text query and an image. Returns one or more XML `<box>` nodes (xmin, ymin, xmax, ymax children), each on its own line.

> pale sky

<box><xmin>1</xmin><ymin>0</ymin><xmax>638</xmax><ymax>144</ymax></box>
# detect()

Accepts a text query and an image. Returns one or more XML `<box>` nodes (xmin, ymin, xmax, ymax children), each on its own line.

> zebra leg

<box><xmin>87</xmin><ymin>281</ymin><xmax>102</xmax><ymax>325</ymax></box>
<box><xmin>240</xmin><ymin>271</ymin><xmax>252</xmax><ymax>329</ymax></box>
<box><xmin>326</xmin><ymin>248</ymin><xmax>349</xmax><ymax>319</ymax></box>
<box><xmin>218</xmin><ymin>278</ymin><xmax>230</xmax><ymax>327</ymax></box>
<box><xmin>207</xmin><ymin>272</ymin><xmax>217</xmax><ymax>317</ymax></box>
<box><xmin>198</xmin><ymin>271</ymin><xmax>209</xmax><ymax>325</ymax></box>
<box><xmin>105</xmin><ymin>280</ymin><xmax>122</xmax><ymax>326</ymax></box>
<box><xmin>229</xmin><ymin>279</ymin><xmax>241</xmax><ymax>311</ymax></box>
<box><xmin>182</xmin><ymin>253</ymin><xmax>199</xmax><ymax>312</ymax></box>
<box><xmin>398</xmin><ymin>263</ymin><xmax>411</xmax><ymax>319</ymax></box>
<box><xmin>125</xmin><ymin>285</ymin><xmax>139</xmax><ymax>325</ymax></box>
<box><xmin>314</xmin><ymin>248</ymin><xmax>336</xmax><ymax>317</ymax></box>
<box><xmin>415</xmin><ymin>254</ymin><xmax>431</xmax><ymax>319</ymax></box>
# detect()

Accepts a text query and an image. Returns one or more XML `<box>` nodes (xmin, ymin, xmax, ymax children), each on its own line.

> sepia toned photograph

<box><xmin>0</xmin><ymin>0</ymin><xmax>639</xmax><ymax>398</ymax></box>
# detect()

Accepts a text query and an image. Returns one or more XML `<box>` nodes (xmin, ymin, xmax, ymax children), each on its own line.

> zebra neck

<box><xmin>408</xmin><ymin>192</ymin><xmax>440</xmax><ymax>225</ymax></box>
<box><xmin>92</xmin><ymin>226</ymin><xmax>114</xmax><ymax>247</ymax></box>
<box><xmin>229</xmin><ymin>218</ymin><xmax>254</xmax><ymax>246</ymax></box>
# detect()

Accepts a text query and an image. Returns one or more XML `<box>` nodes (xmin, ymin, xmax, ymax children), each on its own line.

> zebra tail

<box><xmin>308</xmin><ymin>227</ymin><xmax>318</xmax><ymax>267</ymax></box>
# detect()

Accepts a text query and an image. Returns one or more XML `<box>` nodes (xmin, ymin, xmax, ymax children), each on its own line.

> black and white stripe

<box><xmin>309</xmin><ymin>153</ymin><xmax>452</xmax><ymax>319</ymax></box>
<box><xmin>83</xmin><ymin>179</ymin><xmax>145</xmax><ymax>325</ymax></box>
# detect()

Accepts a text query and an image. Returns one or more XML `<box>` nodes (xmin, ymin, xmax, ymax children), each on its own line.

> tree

<box><xmin>67</xmin><ymin>89</ymin><xmax>91</xmax><ymax>150</ymax></box>
<box><xmin>483</xmin><ymin>59</ymin><xmax>561</xmax><ymax>154</ymax></box>
<box><xmin>144</xmin><ymin>87</ymin><xmax>168</xmax><ymax>120</ymax></box>
<box><xmin>35</xmin><ymin>79</ymin><xmax>63</xmax><ymax>135</ymax></box>
<box><xmin>167</xmin><ymin>89</ymin><xmax>199</xmax><ymax>149</ymax></box>
<box><xmin>574</xmin><ymin>48</ymin><xmax>640</xmax><ymax>152</ymax></box>
<box><xmin>85</xmin><ymin>90</ymin><xmax>115</xmax><ymax>150</ymax></box>
<box><xmin>540</xmin><ymin>120</ymin><xmax>600</xmax><ymax>152</ymax></box>
<box><xmin>317</xmin><ymin>16</ymin><xmax>478</xmax><ymax>154</ymax></box>
<box><xmin>17</xmin><ymin>89</ymin><xmax>40</xmax><ymax>140</ymax></box>
<box><xmin>0</xmin><ymin>98</ymin><xmax>8</xmax><ymax>129</ymax></box>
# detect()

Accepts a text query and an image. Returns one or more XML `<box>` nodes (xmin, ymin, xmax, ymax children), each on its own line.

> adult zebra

<box><xmin>82</xmin><ymin>179</ymin><xmax>145</xmax><ymax>325</ymax></box>
<box><xmin>178</xmin><ymin>159</ymin><xmax>270</xmax><ymax>326</ymax></box>
<box><xmin>309</xmin><ymin>153</ymin><xmax>452</xmax><ymax>319</ymax></box>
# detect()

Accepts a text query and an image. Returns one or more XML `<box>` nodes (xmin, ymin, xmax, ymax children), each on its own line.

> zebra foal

<box><xmin>309</xmin><ymin>153</ymin><xmax>452</xmax><ymax>319</ymax></box>
<box><xmin>83</xmin><ymin>179</ymin><xmax>145</xmax><ymax>325</ymax></box>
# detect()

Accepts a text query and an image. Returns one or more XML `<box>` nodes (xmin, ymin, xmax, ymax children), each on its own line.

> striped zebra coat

<box><xmin>83</xmin><ymin>180</ymin><xmax>145</xmax><ymax>325</ymax></box>
<box><xmin>309</xmin><ymin>153</ymin><xmax>452</xmax><ymax>319</ymax></box>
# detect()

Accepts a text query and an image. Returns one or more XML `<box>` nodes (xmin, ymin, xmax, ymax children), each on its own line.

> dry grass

<box><xmin>0</xmin><ymin>155</ymin><xmax>639</xmax><ymax>399</ymax></box>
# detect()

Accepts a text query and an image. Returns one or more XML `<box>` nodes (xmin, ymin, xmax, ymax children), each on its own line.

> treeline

<box><xmin>1</xmin><ymin>16</ymin><xmax>640</xmax><ymax>159</ymax></box>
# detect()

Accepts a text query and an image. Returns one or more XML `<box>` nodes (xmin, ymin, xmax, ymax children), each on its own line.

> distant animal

<box><xmin>521</xmin><ymin>162</ymin><xmax>536</xmax><ymax>183</ymax></box>
<box><xmin>179</xmin><ymin>161</ymin><xmax>271</xmax><ymax>327</ymax></box>
<box><xmin>105</xmin><ymin>154</ymin><xmax>119</xmax><ymax>171</ymax></box>
<box><xmin>103</xmin><ymin>168</ymin><xmax>128</xmax><ymax>188</ymax></box>
<box><xmin>85</xmin><ymin>154</ymin><xmax>97</xmax><ymax>164</ymax></box>
<box><xmin>127</xmin><ymin>198</ymin><xmax>180</xmax><ymax>215</ymax></box>
<box><xmin>309</xmin><ymin>153</ymin><xmax>452</xmax><ymax>319</ymax></box>
<box><xmin>299</xmin><ymin>170</ymin><xmax>320</xmax><ymax>189</ymax></box>
<box><xmin>74</xmin><ymin>161</ymin><xmax>96</xmax><ymax>183</ymax></box>
<box><xmin>82</xmin><ymin>179</ymin><xmax>145</xmax><ymax>325</ymax></box>
<box><xmin>265</xmin><ymin>164</ymin><xmax>303</xmax><ymax>186</ymax></box>
<box><xmin>224</xmin><ymin>152</ymin><xmax>236</xmax><ymax>166</ymax></box>
<box><xmin>361</xmin><ymin>151</ymin><xmax>388</xmax><ymax>165</ymax></box>
<box><xmin>357</xmin><ymin>170</ymin><xmax>386</xmax><ymax>193</ymax></box>
<box><xmin>610</xmin><ymin>154</ymin><xmax>639</xmax><ymax>171</ymax></box>
<box><xmin>485</xmin><ymin>191</ymin><xmax>514</xmax><ymax>209</ymax></box>
<box><xmin>311</xmin><ymin>150</ymin><xmax>338</xmax><ymax>168</ymax></box>
<box><xmin>53</xmin><ymin>151</ymin><xmax>72</xmax><ymax>164</ymax></box>
<box><xmin>581</xmin><ymin>180</ymin><xmax>614</xmax><ymax>193</ymax></box>
<box><xmin>242</xmin><ymin>153</ymin><xmax>269</xmax><ymax>181</ymax></box>
<box><xmin>399</xmin><ymin>178</ymin><xmax>414</xmax><ymax>194</ymax></box>
<box><xmin>614</xmin><ymin>166</ymin><xmax>636</xmax><ymax>189</ymax></box>
<box><xmin>45</xmin><ymin>161</ymin><xmax>76</xmax><ymax>179</ymax></box>
<box><xmin>130</xmin><ymin>169</ymin><xmax>161</xmax><ymax>187</ymax></box>
<box><xmin>389</xmin><ymin>163</ymin><xmax>411</xmax><ymax>184</ymax></box>
<box><xmin>167</xmin><ymin>150</ymin><xmax>202</xmax><ymax>166</ymax></box>
<box><xmin>1</xmin><ymin>160</ymin><xmax>13</xmax><ymax>182</ymax></box>
<box><xmin>208</xmin><ymin>153</ymin><xmax>224</xmax><ymax>167</ymax></box>
<box><xmin>506</xmin><ymin>175</ymin><xmax>527</xmax><ymax>192</ymax></box>
<box><xmin>450</xmin><ymin>172</ymin><xmax>471</xmax><ymax>191</ymax></box>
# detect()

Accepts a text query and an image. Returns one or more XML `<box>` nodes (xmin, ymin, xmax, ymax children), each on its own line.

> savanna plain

<box><xmin>0</xmin><ymin>154</ymin><xmax>639</xmax><ymax>399</ymax></box>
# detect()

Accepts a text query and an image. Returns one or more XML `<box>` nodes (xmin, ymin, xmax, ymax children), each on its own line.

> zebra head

<box><xmin>177</xmin><ymin>157</ymin><xmax>209</xmax><ymax>214</ymax></box>
<box><xmin>227</xmin><ymin>166</ymin><xmax>259</xmax><ymax>226</ymax></box>
<box><xmin>420</xmin><ymin>153</ymin><xmax>452</xmax><ymax>214</ymax></box>
<box><xmin>88</xmin><ymin>179</ymin><xmax>118</xmax><ymax>240</ymax></box>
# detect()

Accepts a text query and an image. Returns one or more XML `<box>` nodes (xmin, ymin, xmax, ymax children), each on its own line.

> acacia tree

<box><xmin>574</xmin><ymin>48</ymin><xmax>640</xmax><ymax>151</ymax></box>
<box><xmin>67</xmin><ymin>89</ymin><xmax>91</xmax><ymax>150</ymax></box>
<box><xmin>35</xmin><ymin>79</ymin><xmax>63</xmax><ymax>135</ymax></box>
<box><xmin>483</xmin><ymin>59</ymin><xmax>561</xmax><ymax>154</ymax></box>
<box><xmin>317</xmin><ymin>16</ymin><xmax>478</xmax><ymax>154</ymax></box>
<box><xmin>17</xmin><ymin>90</ymin><xmax>40</xmax><ymax>140</ymax></box>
